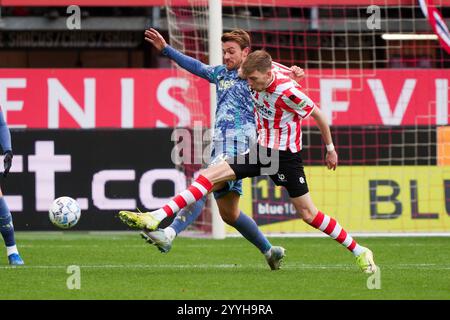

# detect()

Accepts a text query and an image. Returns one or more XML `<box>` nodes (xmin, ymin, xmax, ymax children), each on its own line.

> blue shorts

<box><xmin>210</xmin><ymin>146</ymin><xmax>245</xmax><ymax>200</ymax></box>
<box><xmin>213</xmin><ymin>179</ymin><xmax>243</xmax><ymax>199</ymax></box>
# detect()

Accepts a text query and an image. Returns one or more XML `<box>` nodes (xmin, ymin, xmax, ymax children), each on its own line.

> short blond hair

<box><xmin>241</xmin><ymin>50</ymin><xmax>272</xmax><ymax>77</ymax></box>
<box><xmin>221</xmin><ymin>29</ymin><xmax>251</xmax><ymax>49</ymax></box>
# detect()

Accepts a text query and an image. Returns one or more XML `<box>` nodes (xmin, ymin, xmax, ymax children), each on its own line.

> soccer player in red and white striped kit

<box><xmin>119</xmin><ymin>50</ymin><xmax>377</xmax><ymax>273</ymax></box>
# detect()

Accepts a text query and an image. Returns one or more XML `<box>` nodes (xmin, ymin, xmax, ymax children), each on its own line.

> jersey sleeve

<box><xmin>162</xmin><ymin>45</ymin><xmax>219</xmax><ymax>83</ymax></box>
<box><xmin>280</xmin><ymin>86</ymin><xmax>316</xmax><ymax>119</ymax></box>
<box><xmin>272</xmin><ymin>61</ymin><xmax>302</xmax><ymax>88</ymax></box>
<box><xmin>272</xmin><ymin>61</ymin><xmax>293</xmax><ymax>75</ymax></box>
<box><xmin>205</xmin><ymin>65</ymin><xmax>225</xmax><ymax>84</ymax></box>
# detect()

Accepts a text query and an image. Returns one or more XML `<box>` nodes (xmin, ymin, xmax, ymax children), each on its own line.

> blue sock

<box><xmin>0</xmin><ymin>197</ymin><xmax>16</xmax><ymax>248</ymax></box>
<box><xmin>231</xmin><ymin>211</ymin><xmax>272</xmax><ymax>254</ymax></box>
<box><xmin>170</xmin><ymin>195</ymin><xmax>207</xmax><ymax>235</ymax></box>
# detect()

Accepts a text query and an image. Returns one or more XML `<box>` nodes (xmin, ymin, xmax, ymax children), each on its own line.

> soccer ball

<box><xmin>49</xmin><ymin>196</ymin><xmax>81</xmax><ymax>229</ymax></box>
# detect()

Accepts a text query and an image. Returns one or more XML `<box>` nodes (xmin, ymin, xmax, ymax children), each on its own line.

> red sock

<box><xmin>308</xmin><ymin>211</ymin><xmax>364</xmax><ymax>255</ymax></box>
<box><xmin>162</xmin><ymin>175</ymin><xmax>213</xmax><ymax>217</ymax></box>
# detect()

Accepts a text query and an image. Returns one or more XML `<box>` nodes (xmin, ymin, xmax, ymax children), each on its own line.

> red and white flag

<box><xmin>419</xmin><ymin>0</ymin><xmax>450</xmax><ymax>54</ymax></box>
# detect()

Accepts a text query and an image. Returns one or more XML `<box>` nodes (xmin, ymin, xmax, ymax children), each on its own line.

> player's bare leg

<box><xmin>216</xmin><ymin>192</ymin><xmax>240</xmax><ymax>224</ymax></box>
<box><xmin>290</xmin><ymin>193</ymin><xmax>377</xmax><ymax>273</ymax></box>
<box><xmin>118</xmin><ymin>161</ymin><xmax>235</xmax><ymax>230</ymax></box>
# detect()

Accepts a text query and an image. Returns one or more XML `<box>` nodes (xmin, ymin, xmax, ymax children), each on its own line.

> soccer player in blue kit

<box><xmin>122</xmin><ymin>28</ymin><xmax>303</xmax><ymax>270</ymax></box>
<box><xmin>0</xmin><ymin>108</ymin><xmax>24</xmax><ymax>265</ymax></box>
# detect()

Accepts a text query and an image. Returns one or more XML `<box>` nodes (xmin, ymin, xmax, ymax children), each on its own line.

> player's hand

<box><xmin>144</xmin><ymin>28</ymin><xmax>168</xmax><ymax>52</ymax></box>
<box><xmin>3</xmin><ymin>151</ymin><xmax>13</xmax><ymax>178</ymax></box>
<box><xmin>290</xmin><ymin>65</ymin><xmax>305</xmax><ymax>82</ymax></box>
<box><xmin>326</xmin><ymin>150</ymin><xmax>337</xmax><ymax>171</ymax></box>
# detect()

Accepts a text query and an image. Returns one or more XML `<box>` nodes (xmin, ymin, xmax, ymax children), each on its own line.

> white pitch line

<box><xmin>228</xmin><ymin>232</ymin><xmax>450</xmax><ymax>238</ymax></box>
<box><xmin>2</xmin><ymin>263</ymin><xmax>450</xmax><ymax>270</ymax></box>
<box><xmin>15</xmin><ymin>242</ymin><xmax>450</xmax><ymax>250</ymax></box>
<box><xmin>16</xmin><ymin>244</ymin><xmax>250</xmax><ymax>249</ymax></box>
<box><xmin>15</xmin><ymin>231</ymin><xmax>450</xmax><ymax>239</ymax></box>
<box><xmin>0</xmin><ymin>264</ymin><xmax>242</xmax><ymax>270</ymax></box>
<box><xmin>17</xmin><ymin>245</ymin><xmax>148</xmax><ymax>248</ymax></box>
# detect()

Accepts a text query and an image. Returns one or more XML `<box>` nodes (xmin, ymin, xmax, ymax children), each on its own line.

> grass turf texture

<box><xmin>0</xmin><ymin>232</ymin><xmax>449</xmax><ymax>299</ymax></box>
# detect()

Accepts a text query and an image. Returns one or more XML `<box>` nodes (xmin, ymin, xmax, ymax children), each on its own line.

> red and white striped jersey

<box><xmin>252</xmin><ymin>69</ymin><xmax>316</xmax><ymax>152</ymax></box>
<box><xmin>271</xmin><ymin>61</ymin><xmax>301</xmax><ymax>87</ymax></box>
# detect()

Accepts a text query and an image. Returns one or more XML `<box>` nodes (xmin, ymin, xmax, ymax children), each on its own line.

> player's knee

<box><xmin>297</xmin><ymin>206</ymin><xmax>316</xmax><ymax>223</ymax></box>
<box><xmin>0</xmin><ymin>223</ymin><xmax>13</xmax><ymax>232</ymax></box>
<box><xmin>221</xmin><ymin>215</ymin><xmax>235</xmax><ymax>225</ymax></box>
<box><xmin>199</xmin><ymin>162</ymin><xmax>230</xmax><ymax>184</ymax></box>
<box><xmin>0</xmin><ymin>215</ymin><xmax>13</xmax><ymax>232</ymax></box>
<box><xmin>219</xmin><ymin>209</ymin><xmax>239</xmax><ymax>225</ymax></box>
<box><xmin>221</xmin><ymin>212</ymin><xmax>237</xmax><ymax>225</ymax></box>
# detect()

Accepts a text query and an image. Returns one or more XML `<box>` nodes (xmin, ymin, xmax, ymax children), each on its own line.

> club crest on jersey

<box><xmin>278</xmin><ymin>173</ymin><xmax>287</xmax><ymax>182</ymax></box>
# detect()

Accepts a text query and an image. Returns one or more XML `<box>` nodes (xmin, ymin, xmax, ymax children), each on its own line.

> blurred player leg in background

<box><xmin>0</xmin><ymin>110</ymin><xmax>24</xmax><ymax>266</ymax></box>
<box><xmin>0</xmin><ymin>194</ymin><xmax>23</xmax><ymax>265</ymax></box>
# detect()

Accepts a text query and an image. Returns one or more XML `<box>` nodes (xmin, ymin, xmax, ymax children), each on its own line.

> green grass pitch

<box><xmin>0</xmin><ymin>232</ymin><xmax>449</xmax><ymax>300</ymax></box>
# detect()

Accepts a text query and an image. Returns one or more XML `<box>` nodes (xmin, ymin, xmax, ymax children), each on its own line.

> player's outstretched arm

<box><xmin>144</xmin><ymin>28</ymin><xmax>216</xmax><ymax>82</ymax></box>
<box><xmin>310</xmin><ymin>107</ymin><xmax>338</xmax><ymax>171</ymax></box>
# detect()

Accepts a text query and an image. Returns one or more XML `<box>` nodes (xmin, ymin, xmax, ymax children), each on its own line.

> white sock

<box><xmin>6</xmin><ymin>245</ymin><xmax>18</xmax><ymax>256</ymax></box>
<box><xmin>152</xmin><ymin>209</ymin><xmax>168</xmax><ymax>222</ymax></box>
<box><xmin>353</xmin><ymin>245</ymin><xmax>366</xmax><ymax>257</ymax></box>
<box><xmin>263</xmin><ymin>247</ymin><xmax>272</xmax><ymax>258</ymax></box>
<box><xmin>164</xmin><ymin>227</ymin><xmax>177</xmax><ymax>242</ymax></box>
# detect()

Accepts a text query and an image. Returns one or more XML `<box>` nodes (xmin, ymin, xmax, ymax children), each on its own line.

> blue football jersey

<box><xmin>162</xmin><ymin>46</ymin><xmax>256</xmax><ymax>158</ymax></box>
<box><xmin>204</xmin><ymin>65</ymin><xmax>256</xmax><ymax>157</ymax></box>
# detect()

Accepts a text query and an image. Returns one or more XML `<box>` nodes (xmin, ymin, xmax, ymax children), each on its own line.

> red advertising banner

<box><xmin>302</xmin><ymin>69</ymin><xmax>450</xmax><ymax>126</ymax></box>
<box><xmin>0</xmin><ymin>69</ymin><xmax>211</xmax><ymax>128</ymax></box>
<box><xmin>0</xmin><ymin>68</ymin><xmax>448</xmax><ymax>128</ymax></box>
<box><xmin>0</xmin><ymin>0</ymin><xmax>430</xmax><ymax>7</ymax></box>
